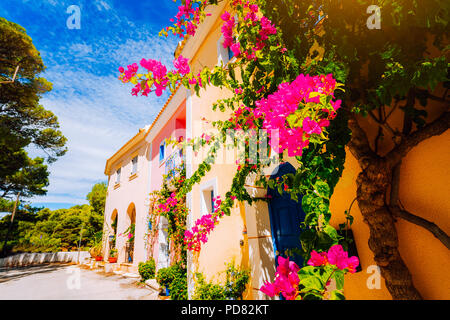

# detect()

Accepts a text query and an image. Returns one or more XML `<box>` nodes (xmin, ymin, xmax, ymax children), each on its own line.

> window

<box><xmin>159</xmin><ymin>141</ymin><xmax>165</xmax><ymax>163</ymax></box>
<box><xmin>115</xmin><ymin>168</ymin><xmax>121</xmax><ymax>184</ymax></box>
<box><xmin>217</xmin><ymin>36</ymin><xmax>231</xmax><ymax>65</ymax></box>
<box><xmin>217</xmin><ymin>16</ymin><xmax>238</xmax><ymax>65</ymax></box>
<box><xmin>228</xmin><ymin>46</ymin><xmax>234</xmax><ymax>61</ymax></box>
<box><xmin>210</xmin><ymin>189</ymin><xmax>215</xmax><ymax>213</ymax></box>
<box><xmin>131</xmin><ymin>156</ymin><xmax>138</xmax><ymax>175</ymax></box>
<box><xmin>200</xmin><ymin>178</ymin><xmax>218</xmax><ymax>215</ymax></box>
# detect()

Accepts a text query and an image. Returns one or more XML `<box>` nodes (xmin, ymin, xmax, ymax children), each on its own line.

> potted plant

<box><xmin>156</xmin><ymin>266</ymin><xmax>175</xmax><ymax>296</ymax></box>
<box><xmin>108</xmin><ymin>248</ymin><xmax>118</xmax><ymax>263</ymax></box>
<box><xmin>89</xmin><ymin>231</ymin><xmax>103</xmax><ymax>260</ymax></box>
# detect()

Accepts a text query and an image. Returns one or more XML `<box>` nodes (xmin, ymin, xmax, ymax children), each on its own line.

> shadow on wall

<box><xmin>248</xmin><ymin>200</ymin><xmax>277</xmax><ymax>300</ymax></box>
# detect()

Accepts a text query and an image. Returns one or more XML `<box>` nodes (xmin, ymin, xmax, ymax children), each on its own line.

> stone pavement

<box><xmin>0</xmin><ymin>263</ymin><xmax>160</xmax><ymax>300</ymax></box>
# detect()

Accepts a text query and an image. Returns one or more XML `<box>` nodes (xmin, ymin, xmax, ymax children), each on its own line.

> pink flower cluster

<box><xmin>220</xmin><ymin>2</ymin><xmax>278</xmax><ymax>61</ymax></box>
<box><xmin>158</xmin><ymin>192</ymin><xmax>178</xmax><ymax>213</ymax></box>
<box><xmin>260</xmin><ymin>256</ymin><xmax>300</xmax><ymax>300</ymax></box>
<box><xmin>184</xmin><ymin>196</ymin><xmax>224</xmax><ymax>252</ymax></box>
<box><xmin>221</xmin><ymin>12</ymin><xmax>235</xmax><ymax>49</ymax></box>
<box><xmin>119</xmin><ymin>63</ymin><xmax>138</xmax><ymax>82</ymax></box>
<box><xmin>184</xmin><ymin>214</ymin><xmax>218</xmax><ymax>252</ymax></box>
<box><xmin>173</xmin><ymin>55</ymin><xmax>190</xmax><ymax>76</ymax></box>
<box><xmin>253</xmin><ymin>74</ymin><xmax>342</xmax><ymax>157</ymax></box>
<box><xmin>167</xmin><ymin>0</ymin><xmax>209</xmax><ymax>39</ymax></box>
<box><xmin>308</xmin><ymin>244</ymin><xmax>360</xmax><ymax>273</ymax></box>
<box><xmin>118</xmin><ymin>55</ymin><xmax>191</xmax><ymax>97</ymax></box>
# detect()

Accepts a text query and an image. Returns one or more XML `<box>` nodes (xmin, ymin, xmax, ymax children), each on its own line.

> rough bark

<box><xmin>348</xmin><ymin>115</ymin><xmax>423</xmax><ymax>300</ymax></box>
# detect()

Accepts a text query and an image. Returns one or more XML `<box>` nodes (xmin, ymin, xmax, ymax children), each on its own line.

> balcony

<box><xmin>165</xmin><ymin>148</ymin><xmax>185</xmax><ymax>190</ymax></box>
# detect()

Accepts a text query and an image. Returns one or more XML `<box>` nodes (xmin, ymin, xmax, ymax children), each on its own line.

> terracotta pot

<box><xmin>108</xmin><ymin>257</ymin><xmax>117</xmax><ymax>263</ymax></box>
<box><xmin>95</xmin><ymin>256</ymin><xmax>103</xmax><ymax>261</ymax></box>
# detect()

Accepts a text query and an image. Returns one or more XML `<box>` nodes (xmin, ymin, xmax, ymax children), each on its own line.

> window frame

<box><xmin>200</xmin><ymin>178</ymin><xmax>218</xmax><ymax>216</ymax></box>
<box><xmin>159</xmin><ymin>141</ymin><xmax>166</xmax><ymax>164</ymax></box>
<box><xmin>115</xmin><ymin>167</ymin><xmax>121</xmax><ymax>184</ymax></box>
<box><xmin>131</xmin><ymin>155</ymin><xmax>138</xmax><ymax>175</ymax></box>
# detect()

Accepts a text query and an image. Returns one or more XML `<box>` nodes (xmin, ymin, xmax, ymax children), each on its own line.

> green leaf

<box><xmin>300</xmin><ymin>274</ymin><xmax>324</xmax><ymax>292</ymax></box>
<box><xmin>330</xmin><ymin>290</ymin><xmax>345</xmax><ymax>300</ymax></box>
<box><xmin>314</xmin><ymin>180</ymin><xmax>330</xmax><ymax>198</ymax></box>
<box><xmin>334</xmin><ymin>269</ymin><xmax>345</xmax><ymax>290</ymax></box>
<box><xmin>303</xmin><ymin>292</ymin><xmax>323</xmax><ymax>300</ymax></box>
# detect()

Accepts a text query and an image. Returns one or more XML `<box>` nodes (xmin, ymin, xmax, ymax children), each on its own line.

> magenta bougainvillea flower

<box><xmin>173</xmin><ymin>55</ymin><xmax>190</xmax><ymax>76</ymax></box>
<box><xmin>307</xmin><ymin>244</ymin><xmax>360</xmax><ymax>272</ymax></box>
<box><xmin>260</xmin><ymin>256</ymin><xmax>300</xmax><ymax>300</ymax></box>
<box><xmin>252</xmin><ymin>73</ymin><xmax>341</xmax><ymax>157</ymax></box>
<box><xmin>261</xmin><ymin>246</ymin><xmax>359</xmax><ymax>299</ymax></box>
<box><xmin>327</xmin><ymin>244</ymin><xmax>350</xmax><ymax>270</ymax></box>
<box><xmin>307</xmin><ymin>250</ymin><xmax>328</xmax><ymax>267</ymax></box>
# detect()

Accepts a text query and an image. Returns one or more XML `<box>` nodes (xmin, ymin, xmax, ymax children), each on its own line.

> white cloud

<box><xmin>25</xmin><ymin>1</ymin><xmax>179</xmax><ymax>208</ymax></box>
<box><xmin>69</xmin><ymin>43</ymin><xmax>93</xmax><ymax>57</ymax></box>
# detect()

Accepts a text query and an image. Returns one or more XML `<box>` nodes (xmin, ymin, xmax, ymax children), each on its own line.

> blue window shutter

<box><xmin>210</xmin><ymin>190</ymin><xmax>215</xmax><ymax>213</ymax></box>
<box><xmin>159</xmin><ymin>143</ymin><xmax>165</xmax><ymax>162</ymax></box>
<box><xmin>228</xmin><ymin>47</ymin><xmax>234</xmax><ymax>61</ymax></box>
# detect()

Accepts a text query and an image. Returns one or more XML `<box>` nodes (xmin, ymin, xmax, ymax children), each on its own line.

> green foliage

<box><xmin>169</xmin><ymin>263</ymin><xmax>188</xmax><ymax>300</ymax></box>
<box><xmin>138</xmin><ymin>258</ymin><xmax>156</xmax><ymax>281</ymax></box>
<box><xmin>193</xmin><ymin>273</ymin><xmax>227</xmax><ymax>300</ymax></box>
<box><xmin>86</xmin><ymin>182</ymin><xmax>107</xmax><ymax>216</ymax></box>
<box><xmin>109</xmin><ymin>247</ymin><xmax>118</xmax><ymax>257</ymax></box>
<box><xmin>156</xmin><ymin>265</ymin><xmax>176</xmax><ymax>289</ymax></box>
<box><xmin>0</xmin><ymin>182</ymin><xmax>106</xmax><ymax>255</ymax></box>
<box><xmin>193</xmin><ymin>262</ymin><xmax>250</xmax><ymax>300</ymax></box>
<box><xmin>297</xmin><ymin>265</ymin><xmax>345</xmax><ymax>300</ymax></box>
<box><xmin>223</xmin><ymin>262</ymin><xmax>250</xmax><ymax>300</ymax></box>
<box><xmin>156</xmin><ymin>263</ymin><xmax>188</xmax><ymax>300</ymax></box>
<box><xmin>150</xmin><ymin>165</ymin><xmax>187</xmax><ymax>262</ymax></box>
<box><xmin>260</xmin><ymin>0</ymin><xmax>449</xmax><ymax>118</ymax></box>
<box><xmin>0</xmin><ymin>17</ymin><xmax>67</xmax><ymax>199</ymax></box>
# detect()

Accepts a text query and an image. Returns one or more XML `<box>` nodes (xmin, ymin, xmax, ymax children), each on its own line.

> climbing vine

<box><xmin>149</xmin><ymin>165</ymin><xmax>188</xmax><ymax>264</ymax></box>
<box><xmin>119</xmin><ymin>0</ymin><xmax>363</xmax><ymax>300</ymax></box>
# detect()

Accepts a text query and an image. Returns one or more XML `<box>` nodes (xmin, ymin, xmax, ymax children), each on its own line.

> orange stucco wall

<box><xmin>329</xmin><ymin>98</ymin><xmax>450</xmax><ymax>299</ymax></box>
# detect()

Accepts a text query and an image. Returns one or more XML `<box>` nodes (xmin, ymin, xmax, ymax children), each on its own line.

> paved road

<box><xmin>0</xmin><ymin>264</ymin><xmax>159</xmax><ymax>300</ymax></box>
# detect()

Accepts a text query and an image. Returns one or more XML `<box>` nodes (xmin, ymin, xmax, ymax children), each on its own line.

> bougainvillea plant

<box><xmin>149</xmin><ymin>165</ymin><xmax>188</xmax><ymax>264</ymax></box>
<box><xmin>119</xmin><ymin>0</ymin><xmax>357</xmax><ymax>300</ymax></box>
<box><xmin>260</xmin><ymin>245</ymin><xmax>359</xmax><ymax>300</ymax></box>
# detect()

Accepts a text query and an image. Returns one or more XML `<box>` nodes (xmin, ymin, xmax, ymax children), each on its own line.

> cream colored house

<box><xmin>102</xmin><ymin>0</ymin><xmax>450</xmax><ymax>300</ymax></box>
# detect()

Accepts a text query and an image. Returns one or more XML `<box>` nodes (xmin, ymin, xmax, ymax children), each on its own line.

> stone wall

<box><xmin>0</xmin><ymin>251</ymin><xmax>90</xmax><ymax>268</ymax></box>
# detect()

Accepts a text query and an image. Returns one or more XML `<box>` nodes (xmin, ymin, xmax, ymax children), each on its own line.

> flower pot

<box><xmin>108</xmin><ymin>257</ymin><xmax>117</xmax><ymax>263</ymax></box>
<box><xmin>165</xmin><ymin>287</ymin><xmax>170</xmax><ymax>296</ymax></box>
<box><xmin>95</xmin><ymin>256</ymin><xmax>103</xmax><ymax>261</ymax></box>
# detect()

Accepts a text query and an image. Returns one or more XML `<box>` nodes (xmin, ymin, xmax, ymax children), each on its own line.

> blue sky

<box><xmin>0</xmin><ymin>0</ymin><xmax>181</xmax><ymax>210</ymax></box>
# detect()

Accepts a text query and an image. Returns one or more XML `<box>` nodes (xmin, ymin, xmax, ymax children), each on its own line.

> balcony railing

<box><xmin>165</xmin><ymin>148</ymin><xmax>185</xmax><ymax>180</ymax></box>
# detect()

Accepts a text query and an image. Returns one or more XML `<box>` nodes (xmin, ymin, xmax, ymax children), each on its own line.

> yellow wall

<box><xmin>329</xmin><ymin>98</ymin><xmax>450</xmax><ymax>299</ymax></box>
<box><xmin>184</xmin><ymin>0</ymin><xmax>450</xmax><ymax>300</ymax></box>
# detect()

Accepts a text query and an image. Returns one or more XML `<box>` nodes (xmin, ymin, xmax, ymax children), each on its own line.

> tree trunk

<box><xmin>355</xmin><ymin>158</ymin><xmax>422</xmax><ymax>300</ymax></box>
<box><xmin>347</xmin><ymin>115</ymin><xmax>423</xmax><ymax>299</ymax></box>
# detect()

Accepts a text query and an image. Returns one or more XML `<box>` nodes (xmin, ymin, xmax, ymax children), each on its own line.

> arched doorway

<box><xmin>125</xmin><ymin>203</ymin><xmax>136</xmax><ymax>263</ymax></box>
<box><xmin>109</xmin><ymin>209</ymin><xmax>118</xmax><ymax>254</ymax></box>
<box><xmin>267</xmin><ymin>162</ymin><xmax>305</xmax><ymax>269</ymax></box>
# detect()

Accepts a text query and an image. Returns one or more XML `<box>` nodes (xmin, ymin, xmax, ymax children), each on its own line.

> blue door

<box><xmin>268</xmin><ymin>162</ymin><xmax>305</xmax><ymax>269</ymax></box>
